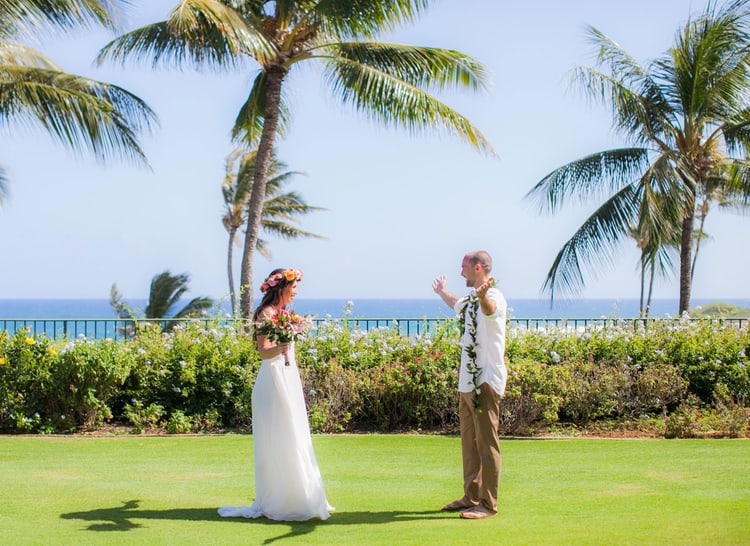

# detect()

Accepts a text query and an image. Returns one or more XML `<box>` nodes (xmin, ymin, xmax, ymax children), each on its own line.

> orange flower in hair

<box><xmin>260</xmin><ymin>269</ymin><xmax>304</xmax><ymax>293</ymax></box>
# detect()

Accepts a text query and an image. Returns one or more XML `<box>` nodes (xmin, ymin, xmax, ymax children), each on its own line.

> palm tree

<box><xmin>222</xmin><ymin>148</ymin><xmax>325</xmax><ymax>316</ymax></box>
<box><xmin>110</xmin><ymin>270</ymin><xmax>214</xmax><ymax>331</ymax></box>
<box><xmin>525</xmin><ymin>0</ymin><xmax>750</xmax><ymax>314</ymax></box>
<box><xmin>0</xmin><ymin>0</ymin><xmax>157</xmax><ymax>199</ymax></box>
<box><xmin>95</xmin><ymin>0</ymin><xmax>494</xmax><ymax>318</ymax></box>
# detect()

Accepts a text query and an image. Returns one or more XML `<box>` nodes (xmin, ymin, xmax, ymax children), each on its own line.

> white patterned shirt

<box><xmin>453</xmin><ymin>287</ymin><xmax>508</xmax><ymax>396</ymax></box>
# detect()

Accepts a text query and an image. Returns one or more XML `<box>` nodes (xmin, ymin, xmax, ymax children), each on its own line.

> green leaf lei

<box><xmin>458</xmin><ymin>293</ymin><xmax>482</xmax><ymax>412</ymax></box>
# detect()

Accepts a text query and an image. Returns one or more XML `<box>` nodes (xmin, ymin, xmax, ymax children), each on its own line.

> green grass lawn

<box><xmin>1</xmin><ymin>434</ymin><xmax>748</xmax><ymax>545</ymax></box>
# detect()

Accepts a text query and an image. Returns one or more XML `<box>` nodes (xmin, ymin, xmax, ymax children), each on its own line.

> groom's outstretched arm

<box><xmin>433</xmin><ymin>275</ymin><xmax>460</xmax><ymax>309</ymax></box>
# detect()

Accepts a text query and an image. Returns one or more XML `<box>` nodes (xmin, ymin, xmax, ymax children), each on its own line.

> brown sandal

<box><xmin>460</xmin><ymin>506</ymin><xmax>496</xmax><ymax>519</ymax></box>
<box><xmin>441</xmin><ymin>499</ymin><xmax>476</xmax><ymax>512</ymax></box>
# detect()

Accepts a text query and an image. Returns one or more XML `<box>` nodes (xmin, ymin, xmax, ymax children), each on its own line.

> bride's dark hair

<box><xmin>252</xmin><ymin>268</ymin><xmax>293</xmax><ymax>322</ymax></box>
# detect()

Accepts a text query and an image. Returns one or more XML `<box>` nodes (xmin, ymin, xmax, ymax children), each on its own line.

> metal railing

<box><xmin>1</xmin><ymin>316</ymin><xmax>748</xmax><ymax>341</ymax></box>
<box><xmin>0</xmin><ymin>317</ymin><xmax>445</xmax><ymax>340</ymax></box>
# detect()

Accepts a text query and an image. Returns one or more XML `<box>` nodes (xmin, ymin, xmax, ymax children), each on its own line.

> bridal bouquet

<box><xmin>254</xmin><ymin>309</ymin><xmax>314</xmax><ymax>344</ymax></box>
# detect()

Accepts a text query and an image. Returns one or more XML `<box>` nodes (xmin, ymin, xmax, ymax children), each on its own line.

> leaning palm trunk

<box><xmin>639</xmin><ymin>258</ymin><xmax>646</xmax><ymax>317</ymax></box>
<box><xmin>239</xmin><ymin>66</ymin><xmax>287</xmax><ymax>320</ymax></box>
<box><xmin>227</xmin><ymin>227</ymin><xmax>238</xmax><ymax>318</ymax></box>
<box><xmin>646</xmin><ymin>263</ymin><xmax>656</xmax><ymax>318</ymax></box>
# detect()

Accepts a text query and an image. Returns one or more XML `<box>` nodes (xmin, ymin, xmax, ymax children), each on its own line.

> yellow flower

<box><xmin>25</xmin><ymin>338</ymin><xmax>36</xmax><ymax>346</ymax></box>
<box><xmin>48</xmin><ymin>349</ymin><xmax>57</xmax><ymax>357</ymax></box>
<box><xmin>0</xmin><ymin>357</ymin><xmax>5</xmax><ymax>366</ymax></box>
<box><xmin>283</xmin><ymin>269</ymin><xmax>296</xmax><ymax>281</ymax></box>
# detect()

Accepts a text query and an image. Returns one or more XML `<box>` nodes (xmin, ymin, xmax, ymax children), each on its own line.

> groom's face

<box><xmin>460</xmin><ymin>257</ymin><xmax>476</xmax><ymax>287</ymax></box>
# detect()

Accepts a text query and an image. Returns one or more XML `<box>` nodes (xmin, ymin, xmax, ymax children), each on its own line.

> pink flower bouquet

<box><xmin>255</xmin><ymin>309</ymin><xmax>314</xmax><ymax>344</ymax></box>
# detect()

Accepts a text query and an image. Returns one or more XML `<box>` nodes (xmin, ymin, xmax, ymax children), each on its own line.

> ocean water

<box><xmin>1</xmin><ymin>297</ymin><xmax>749</xmax><ymax>319</ymax></box>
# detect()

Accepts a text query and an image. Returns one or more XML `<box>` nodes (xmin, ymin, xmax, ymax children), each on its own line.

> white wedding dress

<box><xmin>218</xmin><ymin>345</ymin><xmax>333</xmax><ymax>521</ymax></box>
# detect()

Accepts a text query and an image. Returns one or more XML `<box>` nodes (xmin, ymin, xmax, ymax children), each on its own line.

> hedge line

<box><xmin>1</xmin><ymin>318</ymin><xmax>748</xmax><ymax>437</ymax></box>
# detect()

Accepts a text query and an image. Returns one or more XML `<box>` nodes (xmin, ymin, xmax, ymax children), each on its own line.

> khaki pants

<box><xmin>458</xmin><ymin>383</ymin><xmax>502</xmax><ymax>513</ymax></box>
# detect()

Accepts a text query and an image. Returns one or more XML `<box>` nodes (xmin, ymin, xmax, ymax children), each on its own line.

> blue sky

<box><xmin>1</xmin><ymin>0</ymin><xmax>745</xmax><ymax>304</ymax></box>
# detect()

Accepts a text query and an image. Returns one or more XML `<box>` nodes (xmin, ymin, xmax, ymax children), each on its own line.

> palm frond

<box><xmin>231</xmin><ymin>71</ymin><xmax>291</xmax><ymax>145</ymax></box>
<box><xmin>260</xmin><ymin>220</ymin><xmax>326</xmax><ymax>241</ymax></box>
<box><xmin>542</xmin><ymin>184</ymin><xmax>641</xmax><ymax>300</ymax></box>
<box><xmin>722</xmin><ymin>112</ymin><xmax>750</xmax><ymax>155</ymax></box>
<box><xmin>172</xmin><ymin>296</ymin><xmax>214</xmax><ymax>319</ymax></box>
<box><xmin>634</xmin><ymin>164</ymin><xmax>684</xmax><ymax>252</ymax></box>
<box><xmin>310</xmin><ymin>0</ymin><xmax>431</xmax><ymax>39</ymax></box>
<box><xmin>328</xmin><ymin>42</ymin><xmax>488</xmax><ymax>93</ymax></box>
<box><xmin>0</xmin><ymin>65</ymin><xmax>157</xmax><ymax>165</ymax></box>
<box><xmin>577</xmin><ymin>26</ymin><xmax>687</xmax><ymax>146</ymax></box>
<box><xmin>572</xmin><ymin>64</ymin><xmax>673</xmax><ymax>147</ymax></box>
<box><xmin>223</xmin><ymin>148</ymin><xmax>257</xmax><ymax>206</ymax></box>
<box><xmin>723</xmin><ymin>160</ymin><xmax>750</xmax><ymax>202</ymax></box>
<box><xmin>109</xmin><ymin>282</ymin><xmax>135</xmax><ymax>320</ymax></box>
<box><xmin>264</xmin><ymin>170</ymin><xmax>306</xmax><ymax>195</ymax></box>
<box><xmin>255</xmin><ymin>237</ymin><xmax>271</xmax><ymax>259</ymax></box>
<box><xmin>639</xmin><ymin>241</ymin><xmax>677</xmax><ymax>286</ymax></box>
<box><xmin>586</xmin><ymin>25</ymin><xmax>651</xmax><ymax>85</ymax></box>
<box><xmin>95</xmin><ymin>0</ymin><xmax>274</xmax><ymax>71</ymax></box>
<box><xmin>0</xmin><ymin>42</ymin><xmax>61</xmax><ymax>69</ymax></box>
<box><xmin>322</xmin><ymin>54</ymin><xmax>493</xmax><ymax>155</ymax></box>
<box><xmin>263</xmin><ymin>193</ymin><xmax>326</xmax><ymax>213</ymax></box>
<box><xmin>526</xmin><ymin>148</ymin><xmax>649</xmax><ymax>213</ymax></box>
<box><xmin>145</xmin><ymin>271</ymin><xmax>190</xmax><ymax>319</ymax></box>
<box><xmin>668</xmin><ymin>1</ymin><xmax>750</xmax><ymax>123</ymax></box>
<box><xmin>0</xmin><ymin>0</ymin><xmax>124</xmax><ymax>40</ymax></box>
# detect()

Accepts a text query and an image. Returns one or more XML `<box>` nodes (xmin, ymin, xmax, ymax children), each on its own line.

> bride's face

<box><xmin>279</xmin><ymin>281</ymin><xmax>298</xmax><ymax>306</ymax></box>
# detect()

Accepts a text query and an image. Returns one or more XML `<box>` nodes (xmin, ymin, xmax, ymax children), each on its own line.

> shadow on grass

<box><xmin>61</xmin><ymin>500</ymin><xmax>448</xmax><ymax>543</ymax></box>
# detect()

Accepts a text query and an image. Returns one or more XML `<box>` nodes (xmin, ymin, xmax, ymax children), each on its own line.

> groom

<box><xmin>432</xmin><ymin>250</ymin><xmax>508</xmax><ymax>519</ymax></box>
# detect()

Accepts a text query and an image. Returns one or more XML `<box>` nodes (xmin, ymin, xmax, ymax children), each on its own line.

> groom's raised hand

<box><xmin>432</xmin><ymin>275</ymin><xmax>447</xmax><ymax>294</ymax></box>
<box><xmin>433</xmin><ymin>275</ymin><xmax>459</xmax><ymax>309</ymax></box>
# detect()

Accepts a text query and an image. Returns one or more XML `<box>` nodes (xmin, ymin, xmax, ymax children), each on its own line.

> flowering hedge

<box><xmin>0</xmin><ymin>317</ymin><xmax>748</xmax><ymax>437</ymax></box>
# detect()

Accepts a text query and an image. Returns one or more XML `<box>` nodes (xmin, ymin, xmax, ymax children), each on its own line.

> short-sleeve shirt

<box><xmin>453</xmin><ymin>287</ymin><xmax>508</xmax><ymax>396</ymax></box>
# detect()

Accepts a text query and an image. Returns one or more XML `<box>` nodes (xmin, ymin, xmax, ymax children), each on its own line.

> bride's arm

<box><xmin>255</xmin><ymin>307</ymin><xmax>290</xmax><ymax>359</ymax></box>
<box><xmin>256</xmin><ymin>334</ymin><xmax>290</xmax><ymax>360</ymax></box>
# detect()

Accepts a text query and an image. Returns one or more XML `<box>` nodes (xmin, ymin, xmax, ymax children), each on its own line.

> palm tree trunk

<box><xmin>639</xmin><ymin>256</ymin><xmax>646</xmax><ymax>317</ymax></box>
<box><xmin>227</xmin><ymin>228</ymin><xmax>237</xmax><ymax>318</ymax></box>
<box><xmin>679</xmin><ymin>212</ymin><xmax>695</xmax><ymax>315</ymax></box>
<box><xmin>646</xmin><ymin>260</ymin><xmax>655</xmax><ymax>318</ymax></box>
<box><xmin>239</xmin><ymin>65</ymin><xmax>287</xmax><ymax>321</ymax></box>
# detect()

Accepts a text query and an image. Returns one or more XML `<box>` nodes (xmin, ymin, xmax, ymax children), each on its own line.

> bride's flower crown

<box><xmin>260</xmin><ymin>268</ymin><xmax>303</xmax><ymax>293</ymax></box>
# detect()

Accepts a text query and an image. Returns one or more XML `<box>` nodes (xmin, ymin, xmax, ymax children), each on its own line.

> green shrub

<box><xmin>299</xmin><ymin>359</ymin><xmax>359</xmax><ymax>433</ymax></box>
<box><xmin>664</xmin><ymin>393</ymin><xmax>750</xmax><ymax>438</ymax></box>
<box><xmin>166</xmin><ymin>410</ymin><xmax>193</xmax><ymax>434</ymax></box>
<box><xmin>0</xmin><ymin>331</ymin><xmax>133</xmax><ymax>432</ymax></box>
<box><xmin>657</xmin><ymin>319</ymin><xmax>750</xmax><ymax>404</ymax></box>
<box><xmin>52</xmin><ymin>338</ymin><xmax>134</xmax><ymax>430</ymax></box>
<box><xmin>124</xmin><ymin>400</ymin><xmax>164</xmax><ymax>434</ymax></box>
<box><xmin>1</xmin><ymin>316</ymin><xmax>749</xmax><ymax>437</ymax></box>
<box><xmin>0</xmin><ymin>330</ymin><xmax>57</xmax><ymax>432</ymax></box>
<box><xmin>501</xmin><ymin>358</ymin><xmax>568</xmax><ymax>435</ymax></box>
<box><xmin>630</xmin><ymin>362</ymin><xmax>687</xmax><ymax>416</ymax></box>
<box><xmin>115</xmin><ymin>321</ymin><xmax>258</xmax><ymax>429</ymax></box>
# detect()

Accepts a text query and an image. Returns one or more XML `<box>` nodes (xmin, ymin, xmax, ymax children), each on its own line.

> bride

<box><xmin>218</xmin><ymin>268</ymin><xmax>333</xmax><ymax>521</ymax></box>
